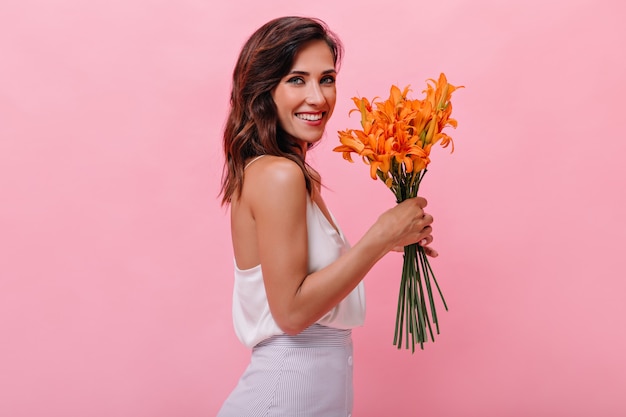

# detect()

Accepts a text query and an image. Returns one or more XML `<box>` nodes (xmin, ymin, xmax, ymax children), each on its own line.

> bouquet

<box><xmin>334</xmin><ymin>73</ymin><xmax>462</xmax><ymax>352</ymax></box>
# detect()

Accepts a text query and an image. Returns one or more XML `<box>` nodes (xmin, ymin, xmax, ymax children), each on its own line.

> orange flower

<box><xmin>335</xmin><ymin>73</ymin><xmax>462</xmax><ymax>189</ymax></box>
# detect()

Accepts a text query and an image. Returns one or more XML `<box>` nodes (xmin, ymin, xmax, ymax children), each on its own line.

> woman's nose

<box><xmin>305</xmin><ymin>83</ymin><xmax>325</xmax><ymax>105</ymax></box>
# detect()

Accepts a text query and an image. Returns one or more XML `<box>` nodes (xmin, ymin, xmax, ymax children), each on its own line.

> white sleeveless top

<box><xmin>231</xmin><ymin>182</ymin><xmax>366</xmax><ymax>348</ymax></box>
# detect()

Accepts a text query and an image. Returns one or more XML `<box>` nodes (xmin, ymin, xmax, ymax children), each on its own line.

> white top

<box><xmin>231</xmin><ymin>195</ymin><xmax>366</xmax><ymax>348</ymax></box>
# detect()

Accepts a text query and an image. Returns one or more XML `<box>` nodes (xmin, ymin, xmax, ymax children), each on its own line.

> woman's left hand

<box><xmin>392</xmin><ymin>237</ymin><xmax>439</xmax><ymax>258</ymax></box>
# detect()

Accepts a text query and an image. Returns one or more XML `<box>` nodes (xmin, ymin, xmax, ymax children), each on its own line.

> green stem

<box><xmin>412</xmin><ymin>245</ymin><xmax>426</xmax><ymax>349</ymax></box>
<box><xmin>417</xmin><ymin>247</ymin><xmax>436</xmax><ymax>341</ymax></box>
<box><xmin>393</xmin><ymin>255</ymin><xmax>408</xmax><ymax>348</ymax></box>
<box><xmin>424</xmin><ymin>254</ymin><xmax>449</xmax><ymax>311</ymax></box>
<box><xmin>390</xmin><ymin>168</ymin><xmax>447</xmax><ymax>352</ymax></box>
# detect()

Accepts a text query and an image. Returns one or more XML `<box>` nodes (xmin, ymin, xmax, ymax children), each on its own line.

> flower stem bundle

<box><xmin>334</xmin><ymin>73</ymin><xmax>462</xmax><ymax>351</ymax></box>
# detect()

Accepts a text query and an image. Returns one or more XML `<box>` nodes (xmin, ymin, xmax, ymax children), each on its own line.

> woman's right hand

<box><xmin>374</xmin><ymin>196</ymin><xmax>436</xmax><ymax>255</ymax></box>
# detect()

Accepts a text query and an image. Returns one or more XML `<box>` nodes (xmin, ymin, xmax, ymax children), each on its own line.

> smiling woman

<box><xmin>271</xmin><ymin>42</ymin><xmax>337</xmax><ymax>148</ymax></box>
<box><xmin>217</xmin><ymin>16</ymin><xmax>437</xmax><ymax>417</ymax></box>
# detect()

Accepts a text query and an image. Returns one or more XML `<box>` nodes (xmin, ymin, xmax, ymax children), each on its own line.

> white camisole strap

<box><xmin>244</xmin><ymin>155</ymin><xmax>266</xmax><ymax>170</ymax></box>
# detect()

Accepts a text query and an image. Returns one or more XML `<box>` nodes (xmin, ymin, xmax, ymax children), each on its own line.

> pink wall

<box><xmin>1</xmin><ymin>1</ymin><xmax>625</xmax><ymax>416</ymax></box>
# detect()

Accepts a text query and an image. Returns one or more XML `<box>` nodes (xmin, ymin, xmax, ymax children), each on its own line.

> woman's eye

<box><xmin>321</xmin><ymin>76</ymin><xmax>336</xmax><ymax>85</ymax></box>
<box><xmin>287</xmin><ymin>77</ymin><xmax>305</xmax><ymax>85</ymax></box>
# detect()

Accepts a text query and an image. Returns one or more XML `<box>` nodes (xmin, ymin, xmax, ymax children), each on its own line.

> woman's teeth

<box><xmin>296</xmin><ymin>113</ymin><xmax>323</xmax><ymax>121</ymax></box>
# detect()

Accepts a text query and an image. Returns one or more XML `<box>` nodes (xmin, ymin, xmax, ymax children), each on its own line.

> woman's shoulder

<box><xmin>249</xmin><ymin>155</ymin><xmax>301</xmax><ymax>171</ymax></box>
<box><xmin>247</xmin><ymin>156</ymin><xmax>305</xmax><ymax>185</ymax></box>
<box><xmin>243</xmin><ymin>156</ymin><xmax>307</xmax><ymax>200</ymax></box>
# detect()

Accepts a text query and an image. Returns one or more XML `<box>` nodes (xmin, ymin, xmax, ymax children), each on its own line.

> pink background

<box><xmin>1</xmin><ymin>1</ymin><xmax>625</xmax><ymax>416</ymax></box>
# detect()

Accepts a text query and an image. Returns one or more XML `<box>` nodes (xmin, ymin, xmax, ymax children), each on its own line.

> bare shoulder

<box><xmin>243</xmin><ymin>156</ymin><xmax>307</xmax><ymax>200</ymax></box>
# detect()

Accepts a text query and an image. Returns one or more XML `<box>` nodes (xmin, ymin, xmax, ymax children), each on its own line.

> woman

<box><xmin>218</xmin><ymin>16</ymin><xmax>437</xmax><ymax>417</ymax></box>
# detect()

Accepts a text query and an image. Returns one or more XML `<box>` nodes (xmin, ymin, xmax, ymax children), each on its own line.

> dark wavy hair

<box><xmin>220</xmin><ymin>16</ymin><xmax>343</xmax><ymax>205</ymax></box>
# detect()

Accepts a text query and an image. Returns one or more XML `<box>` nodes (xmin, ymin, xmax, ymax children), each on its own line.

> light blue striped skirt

<box><xmin>217</xmin><ymin>324</ymin><xmax>354</xmax><ymax>417</ymax></box>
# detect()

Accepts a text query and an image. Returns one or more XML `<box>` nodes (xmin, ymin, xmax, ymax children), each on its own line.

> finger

<box><xmin>423</xmin><ymin>245</ymin><xmax>439</xmax><ymax>258</ymax></box>
<box><xmin>413</xmin><ymin>213</ymin><xmax>432</xmax><ymax>230</ymax></box>
<box><xmin>419</xmin><ymin>235</ymin><xmax>433</xmax><ymax>246</ymax></box>
<box><xmin>414</xmin><ymin>196</ymin><xmax>428</xmax><ymax>208</ymax></box>
<box><xmin>418</xmin><ymin>226</ymin><xmax>433</xmax><ymax>238</ymax></box>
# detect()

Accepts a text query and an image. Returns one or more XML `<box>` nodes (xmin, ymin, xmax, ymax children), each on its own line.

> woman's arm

<box><xmin>244</xmin><ymin>157</ymin><xmax>434</xmax><ymax>335</ymax></box>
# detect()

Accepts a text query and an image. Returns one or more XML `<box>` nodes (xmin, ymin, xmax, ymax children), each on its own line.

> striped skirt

<box><xmin>217</xmin><ymin>324</ymin><xmax>354</xmax><ymax>417</ymax></box>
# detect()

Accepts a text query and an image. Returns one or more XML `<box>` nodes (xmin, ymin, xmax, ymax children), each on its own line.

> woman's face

<box><xmin>272</xmin><ymin>40</ymin><xmax>337</xmax><ymax>148</ymax></box>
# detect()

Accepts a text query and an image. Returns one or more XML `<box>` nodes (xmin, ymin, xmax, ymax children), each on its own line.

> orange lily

<box><xmin>335</xmin><ymin>74</ymin><xmax>461</xmax><ymax>189</ymax></box>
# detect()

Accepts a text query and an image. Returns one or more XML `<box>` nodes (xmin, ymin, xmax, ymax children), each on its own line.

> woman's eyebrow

<box><xmin>288</xmin><ymin>69</ymin><xmax>337</xmax><ymax>75</ymax></box>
